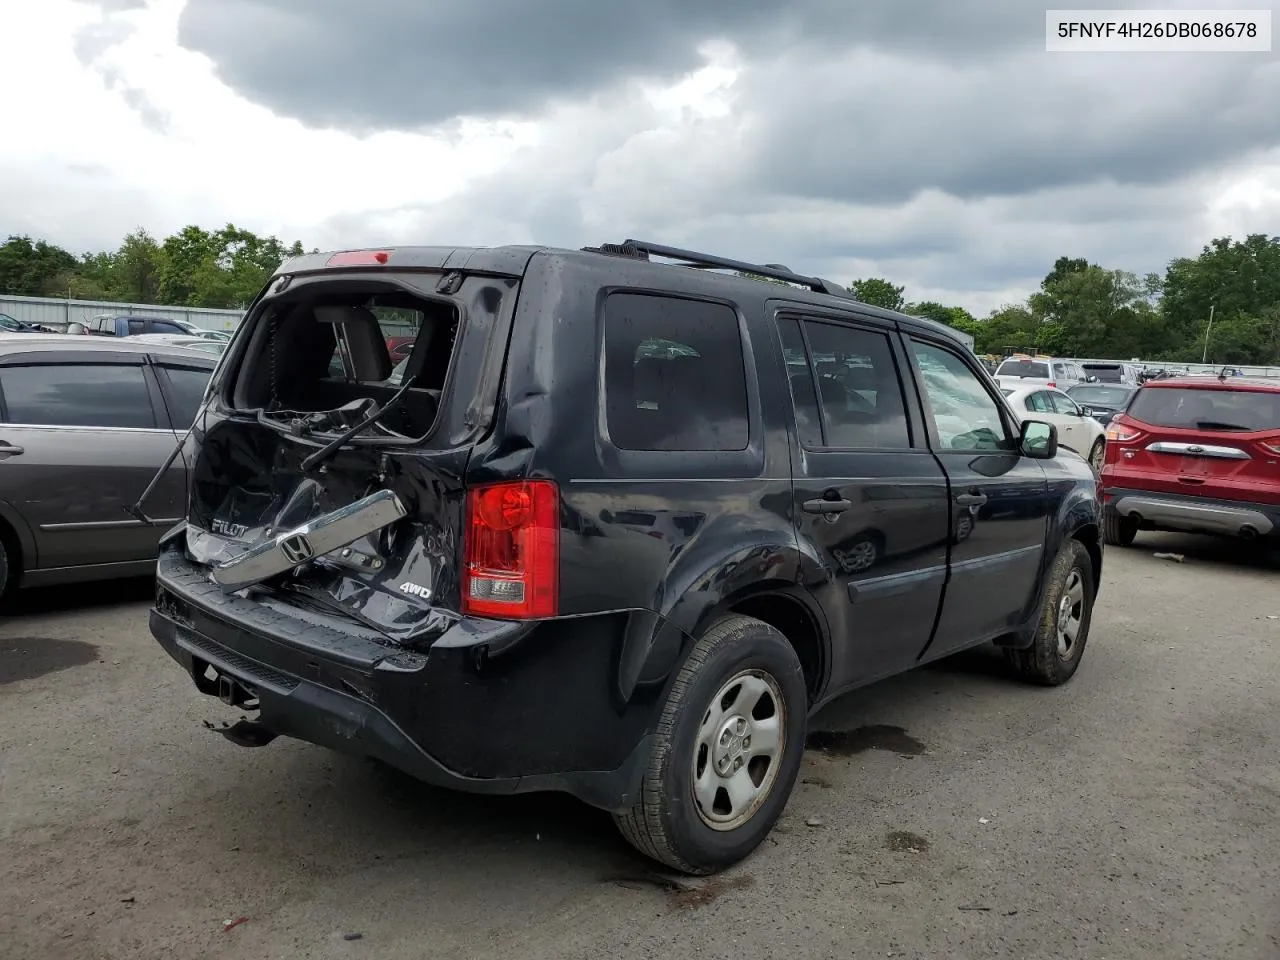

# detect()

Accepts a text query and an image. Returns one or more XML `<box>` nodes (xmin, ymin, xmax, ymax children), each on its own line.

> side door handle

<box><xmin>802</xmin><ymin>497</ymin><xmax>852</xmax><ymax>515</ymax></box>
<box><xmin>0</xmin><ymin>442</ymin><xmax>25</xmax><ymax>458</ymax></box>
<box><xmin>954</xmin><ymin>491</ymin><xmax>987</xmax><ymax>507</ymax></box>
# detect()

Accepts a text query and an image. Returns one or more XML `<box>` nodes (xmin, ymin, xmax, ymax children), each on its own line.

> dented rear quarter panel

<box><xmin>466</xmin><ymin>252</ymin><xmax>814</xmax><ymax>704</ymax></box>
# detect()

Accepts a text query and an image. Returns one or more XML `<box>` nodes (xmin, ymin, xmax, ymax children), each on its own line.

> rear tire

<box><xmin>1004</xmin><ymin>539</ymin><xmax>1095</xmax><ymax>686</ymax></box>
<box><xmin>1088</xmin><ymin>438</ymin><xmax>1105</xmax><ymax>474</ymax></box>
<box><xmin>613</xmin><ymin>614</ymin><xmax>807</xmax><ymax>875</ymax></box>
<box><xmin>1103</xmin><ymin>509</ymin><xmax>1136</xmax><ymax>547</ymax></box>
<box><xmin>0</xmin><ymin>539</ymin><xmax>13</xmax><ymax>608</ymax></box>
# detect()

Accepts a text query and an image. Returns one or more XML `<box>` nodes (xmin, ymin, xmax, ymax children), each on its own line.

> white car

<box><xmin>1000</xmin><ymin>384</ymin><xmax>1106</xmax><ymax>472</ymax></box>
<box><xmin>993</xmin><ymin>355</ymin><xmax>1092</xmax><ymax>392</ymax></box>
<box><xmin>130</xmin><ymin>333</ymin><xmax>227</xmax><ymax>356</ymax></box>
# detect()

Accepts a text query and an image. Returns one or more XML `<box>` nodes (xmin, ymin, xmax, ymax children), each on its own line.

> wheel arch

<box><xmin>618</xmin><ymin>541</ymin><xmax>831</xmax><ymax>707</ymax></box>
<box><xmin>999</xmin><ymin>482</ymin><xmax>1102</xmax><ymax>648</ymax></box>
<box><xmin>0</xmin><ymin>499</ymin><xmax>36</xmax><ymax>589</ymax></box>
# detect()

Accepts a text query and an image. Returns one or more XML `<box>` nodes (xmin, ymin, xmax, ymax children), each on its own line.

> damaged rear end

<box><xmin>147</xmin><ymin>247</ymin><xmax>653</xmax><ymax>810</ymax></box>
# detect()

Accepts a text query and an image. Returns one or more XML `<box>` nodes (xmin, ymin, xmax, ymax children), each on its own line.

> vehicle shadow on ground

<box><xmin>1123</xmin><ymin>531</ymin><xmax>1279</xmax><ymax>572</ymax></box>
<box><xmin>3</xmin><ymin>576</ymin><xmax>154</xmax><ymax>617</ymax></box>
<box><xmin>183</xmin><ymin>743</ymin><xmax>659</xmax><ymax>888</ymax></box>
<box><xmin>178</xmin><ymin>651</ymin><xmax>1016</xmax><ymax>892</ymax></box>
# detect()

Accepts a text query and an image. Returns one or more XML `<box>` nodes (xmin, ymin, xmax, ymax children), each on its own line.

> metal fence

<box><xmin>1069</xmin><ymin>357</ymin><xmax>1280</xmax><ymax>378</ymax></box>
<box><xmin>0</xmin><ymin>294</ymin><xmax>244</xmax><ymax>333</ymax></box>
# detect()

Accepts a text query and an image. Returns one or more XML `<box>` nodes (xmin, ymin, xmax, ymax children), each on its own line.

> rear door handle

<box><xmin>0</xmin><ymin>443</ymin><xmax>24</xmax><ymax>457</ymax></box>
<box><xmin>802</xmin><ymin>498</ymin><xmax>852</xmax><ymax>515</ymax></box>
<box><xmin>955</xmin><ymin>491</ymin><xmax>987</xmax><ymax>507</ymax></box>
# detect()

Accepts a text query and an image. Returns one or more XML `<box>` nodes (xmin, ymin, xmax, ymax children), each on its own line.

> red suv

<box><xmin>1100</xmin><ymin>375</ymin><xmax>1280</xmax><ymax>546</ymax></box>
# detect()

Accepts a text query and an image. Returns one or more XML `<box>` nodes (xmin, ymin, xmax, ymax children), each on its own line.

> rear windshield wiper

<box><xmin>1194</xmin><ymin>420</ymin><xmax>1251</xmax><ymax>431</ymax></box>
<box><xmin>301</xmin><ymin>378</ymin><xmax>417</xmax><ymax>473</ymax></box>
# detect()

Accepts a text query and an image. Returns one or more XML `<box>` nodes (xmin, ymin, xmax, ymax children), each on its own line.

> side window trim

<box><xmin>901</xmin><ymin>333</ymin><xmax>1018</xmax><ymax>453</ymax></box>
<box><xmin>787</xmin><ymin>313</ymin><xmax>918</xmax><ymax>452</ymax></box>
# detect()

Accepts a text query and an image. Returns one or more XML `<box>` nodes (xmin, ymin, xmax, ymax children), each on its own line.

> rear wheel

<box><xmin>1005</xmin><ymin>539</ymin><xmax>1095</xmax><ymax>686</ymax></box>
<box><xmin>0</xmin><ymin>539</ymin><xmax>13</xmax><ymax>608</ymax></box>
<box><xmin>1087</xmin><ymin>438</ymin><xmax>1105</xmax><ymax>474</ymax></box>
<box><xmin>1103</xmin><ymin>509</ymin><xmax>1136</xmax><ymax>547</ymax></box>
<box><xmin>613</xmin><ymin>614</ymin><xmax>807</xmax><ymax>875</ymax></box>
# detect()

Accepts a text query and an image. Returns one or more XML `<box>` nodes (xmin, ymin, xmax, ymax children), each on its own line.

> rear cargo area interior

<box><xmin>231</xmin><ymin>285</ymin><xmax>458</xmax><ymax>438</ymax></box>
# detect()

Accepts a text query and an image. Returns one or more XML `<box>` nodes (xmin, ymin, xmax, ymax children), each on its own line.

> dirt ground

<box><xmin>2</xmin><ymin>532</ymin><xmax>1277</xmax><ymax>960</ymax></box>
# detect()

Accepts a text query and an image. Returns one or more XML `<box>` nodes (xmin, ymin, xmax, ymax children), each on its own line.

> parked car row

<box><xmin>999</xmin><ymin>384</ymin><xmax>1107</xmax><ymax>471</ymax></box>
<box><xmin>68</xmin><ymin>315</ymin><xmax>233</xmax><ymax>341</ymax></box>
<box><xmin>994</xmin><ymin>354</ymin><xmax>1094</xmax><ymax>391</ymax></box>
<box><xmin>1100</xmin><ymin>373</ymin><xmax>1280</xmax><ymax>549</ymax></box>
<box><xmin>0</xmin><ymin>334</ymin><xmax>217</xmax><ymax>603</ymax></box>
<box><xmin>3</xmin><ymin>313</ymin><xmax>236</xmax><ymax>340</ymax></box>
<box><xmin>991</xmin><ymin>361</ymin><xmax>1280</xmax><ymax>546</ymax></box>
<box><xmin>0</xmin><ymin>312</ymin><xmax>58</xmax><ymax>334</ymax></box>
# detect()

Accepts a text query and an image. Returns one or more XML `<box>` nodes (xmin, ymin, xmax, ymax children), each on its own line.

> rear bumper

<box><xmin>1104</xmin><ymin>487</ymin><xmax>1280</xmax><ymax>539</ymax></box>
<box><xmin>149</xmin><ymin>546</ymin><xmax>658</xmax><ymax>812</ymax></box>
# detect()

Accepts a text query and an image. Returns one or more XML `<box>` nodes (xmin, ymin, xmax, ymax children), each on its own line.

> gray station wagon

<box><xmin>0</xmin><ymin>334</ymin><xmax>216</xmax><ymax>602</ymax></box>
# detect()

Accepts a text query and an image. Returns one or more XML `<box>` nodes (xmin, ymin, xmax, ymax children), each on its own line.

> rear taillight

<box><xmin>1106</xmin><ymin>420</ymin><xmax>1143</xmax><ymax>443</ymax></box>
<box><xmin>1046</xmin><ymin>382</ymin><xmax>1056</xmax><ymax>389</ymax></box>
<box><xmin>462</xmin><ymin>480</ymin><xmax>559</xmax><ymax>619</ymax></box>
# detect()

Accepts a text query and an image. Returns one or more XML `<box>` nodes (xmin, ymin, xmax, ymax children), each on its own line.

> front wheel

<box><xmin>1004</xmin><ymin>539</ymin><xmax>1095</xmax><ymax>686</ymax></box>
<box><xmin>613</xmin><ymin>614</ymin><xmax>808</xmax><ymax>875</ymax></box>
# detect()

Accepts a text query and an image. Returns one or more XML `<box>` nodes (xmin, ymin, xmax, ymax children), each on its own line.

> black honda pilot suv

<box><xmin>145</xmin><ymin>240</ymin><xmax>1103</xmax><ymax>874</ymax></box>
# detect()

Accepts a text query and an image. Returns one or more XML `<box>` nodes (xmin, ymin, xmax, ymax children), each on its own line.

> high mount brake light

<box><xmin>326</xmin><ymin>250</ymin><xmax>390</xmax><ymax>267</ymax></box>
<box><xmin>463</xmin><ymin>480</ymin><xmax>559</xmax><ymax>619</ymax></box>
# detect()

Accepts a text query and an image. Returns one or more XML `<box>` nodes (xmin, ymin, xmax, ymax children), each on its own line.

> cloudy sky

<box><xmin>2</xmin><ymin>0</ymin><xmax>1278</xmax><ymax>314</ymax></box>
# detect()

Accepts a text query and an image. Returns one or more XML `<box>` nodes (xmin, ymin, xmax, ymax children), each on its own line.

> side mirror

<box><xmin>1079</xmin><ymin>406</ymin><xmax>1093</xmax><ymax>417</ymax></box>
<box><xmin>1086</xmin><ymin>375</ymin><xmax>1099</xmax><ymax>383</ymax></box>
<box><xmin>1020</xmin><ymin>419</ymin><xmax>1058</xmax><ymax>459</ymax></box>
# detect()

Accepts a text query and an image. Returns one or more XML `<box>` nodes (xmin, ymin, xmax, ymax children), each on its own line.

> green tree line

<box><xmin>0</xmin><ymin>225</ymin><xmax>312</xmax><ymax>311</ymax></box>
<box><xmin>745</xmin><ymin>234</ymin><xmax>1280</xmax><ymax>365</ymax></box>
<box><xmin>846</xmin><ymin>236</ymin><xmax>1280</xmax><ymax>366</ymax></box>
<box><xmin>4</xmin><ymin>227</ymin><xmax>1279</xmax><ymax>364</ymax></box>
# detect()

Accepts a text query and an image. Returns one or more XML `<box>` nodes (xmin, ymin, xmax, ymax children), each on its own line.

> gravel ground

<box><xmin>2</xmin><ymin>532</ymin><xmax>1278</xmax><ymax>960</ymax></box>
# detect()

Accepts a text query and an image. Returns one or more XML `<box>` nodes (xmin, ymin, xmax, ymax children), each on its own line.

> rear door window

<box><xmin>128</xmin><ymin>319</ymin><xmax>148</xmax><ymax>335</ymax></box>
<box><xmin>996</xmin><ymin>359</ymin><xmax>1049</xmax><ymax>379</ymax></box>
<box><xmin>603</xmin><ymin>293</ymin><xmax>749</xmax><ymax>451</ymax></box>
<box><xmin>156</xmin><ymin>364</ymin><xmax>213</xmax><ymax>428</ymax></box>
<box><xmin>0</xmin><ymin>363</ymin><xmax>157</xmax><ymax>428</ymax></box>
<box><xmin>780</xmin><ymin>318</ymin><xmax>911</xmax><ymax>449</ymax></box>
<box><xmin>1024</xmin><ymin>391</ymin><xmax>1053</xmax><ymax>414</ymax></box>
<box><xmin>1128</xmin><ymin>388</ymin><xmax>1280</xmax><ymax>432</ymax></box>
<box><xmin>151</xmin><ymin>320</ymin><xmax>187</xmax><ymax>335</ymax></box>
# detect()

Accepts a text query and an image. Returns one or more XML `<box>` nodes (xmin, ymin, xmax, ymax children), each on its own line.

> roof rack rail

<box><xmin>582</xmin><ymin>239</ymin><xmax>854</xmax><ymax>300</ymax></box>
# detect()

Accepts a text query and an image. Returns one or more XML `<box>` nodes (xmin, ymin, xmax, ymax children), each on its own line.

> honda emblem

<box><xmin>279</xmin><ymin>533</ymin><xmax>315</xmax><ymax>564</ymax></box>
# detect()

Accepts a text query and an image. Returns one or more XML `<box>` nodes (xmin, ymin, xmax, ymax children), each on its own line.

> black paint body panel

<box><xmin>149</xmin><ymin>245</ymin><xmax>1103</xmax><ymax>810</ymax></box>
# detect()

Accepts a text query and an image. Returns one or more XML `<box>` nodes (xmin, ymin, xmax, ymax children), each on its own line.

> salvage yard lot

<box><xmin>2</xmin><ymin>535</ymin><xmax>1278</xmax><ymax>960</ymax></box>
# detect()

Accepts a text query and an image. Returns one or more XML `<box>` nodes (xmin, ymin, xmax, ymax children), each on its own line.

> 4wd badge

<box><xmin>399</xmin><ymin>581</ymin><xmax>432</xmax><ymax>600</ymax></box>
